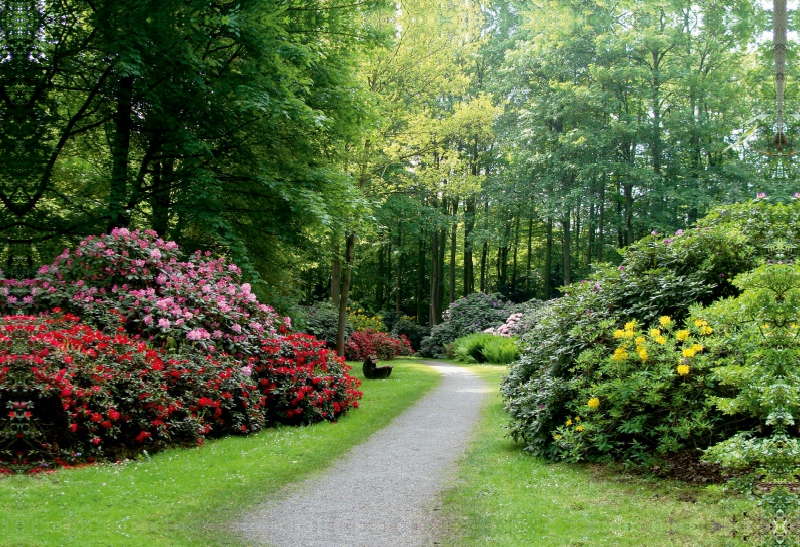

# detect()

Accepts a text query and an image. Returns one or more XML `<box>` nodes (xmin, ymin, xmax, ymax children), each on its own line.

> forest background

<box><xmin>0</xmin><ymin>0</ymin><xmax>788</xmax><ymax>332</ymax></box>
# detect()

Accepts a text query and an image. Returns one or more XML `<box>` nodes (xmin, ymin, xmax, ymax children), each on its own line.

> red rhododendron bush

<box><xmin>0</xmin><ymin>229</ymin><xmax>361</xmax><ymax>473</ymax></box>
<box><xmin>345</xmin><ymin>329</ymin><xmax>413</xmax><ymax>361</ymax></box>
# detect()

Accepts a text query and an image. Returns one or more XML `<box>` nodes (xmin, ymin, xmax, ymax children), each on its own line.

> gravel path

<box><xmin>234</xmin><ymin>361</ymin><xmax>488</xmax><ymax>547</ymax></box>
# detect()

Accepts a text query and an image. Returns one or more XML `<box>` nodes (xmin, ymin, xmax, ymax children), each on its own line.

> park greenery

<box><xmin>2</xmin><ymin>0</ymin><xmax>800</xmax><ymax>545</ymax></box>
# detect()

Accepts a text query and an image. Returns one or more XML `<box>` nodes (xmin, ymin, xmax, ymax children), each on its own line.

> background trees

<box><xmin>0</xmin><ymin>0</ymin><xmax>783</xmax><ymax>324</ymax></box>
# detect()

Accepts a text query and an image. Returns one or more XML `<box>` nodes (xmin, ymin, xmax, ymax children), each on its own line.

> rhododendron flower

<box><xmin>158</xmin><ymin>318</ymin><xmax>171</xmax><ymax>329</ymax></box>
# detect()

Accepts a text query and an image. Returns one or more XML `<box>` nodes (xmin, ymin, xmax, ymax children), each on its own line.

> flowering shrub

<box><xmin>0</xmin><ymin>314</ymin><xmax>204</xmax><ymax>471</ymax></box>
<box><xmin>348</xmin><ymin>310</ymin><xmax>386</xmax><ymax>332</ymax></box>
<box><xmin>253</xmin><ymin>334</ymin><xmax>362</xmax><ymax>424</ymax></box>
<box><xmin>0</xmin><ymin>230</ymin><xmax>364</xmax><ymax>472</ymax></box>
<box><xmin>345</xmin><ymin>329</ymin><xmax>413</xmax><ymax>361</ymax></box>
<box><xmin>2</xmin><ymin>228</ymin><xmax>286</xmax><ymax>357</ymax></box>
<box><xmin>419</xmin><ymin>292</ymin><xmax>517</xmax><ymax>357</ymax></box>
<box><xmin>503</xmin><ymin>199</ymin><xmax>792</xmax><ymax>461</ymax></box>
<box><xmin>548</xmin><ymin>315</ymin><xmax>730</xmax><ymax>463</ymax></box>
<box><xmin>484</xmin><ymin>313</ymin><xmax>523</xmax><ymax>337</ymax></box>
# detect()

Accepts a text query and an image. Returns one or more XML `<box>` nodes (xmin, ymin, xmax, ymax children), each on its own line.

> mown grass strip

<box><xmin>0</xmin><ymin>359</ymin><xmax>440</xmax><ymax>547</ymax></box>
<box><xmin>439</xmin><ymin>365</ymin><xmax>747</xmax><ymax>547</ymax></box>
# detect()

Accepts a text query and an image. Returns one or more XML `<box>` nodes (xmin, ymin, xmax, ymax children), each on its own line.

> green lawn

<box><xmin>0</xmin><ymin>359</ymin><xmax>441</xmax><ymax>547</ymax></box>
<box><xmin>439</xmin><ymin>365</ymin><xmax>747</xmax><ymax>547</ymax></box>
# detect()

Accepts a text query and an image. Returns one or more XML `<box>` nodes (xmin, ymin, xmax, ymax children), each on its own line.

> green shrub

<box><xmin>301</xmin><ymin>302</ymin><xmax>352</xmax><ymax>349</ymax></box>
<box><xmin>453</xmin><ymin>332</ymin><xmax>519</xmax><ymax>365</ymax></box>
<box><xmin>503</xmin><ymin>199</ymin><xmax>796</xmax><ymax>461</ymax></box>
<box><xmin>419</xmin><ymin>292</ymin><xmax>517</xmax><ymax>357</ymax></box>
<box><xmin>390</xmin><ymin>317</ymin><xmax>430</xmax><ymax>351</ymax></box>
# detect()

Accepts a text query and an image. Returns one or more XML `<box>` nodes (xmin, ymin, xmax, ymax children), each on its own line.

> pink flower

<box><xmin>284</xmin><ymin>316</ymin><xmax>292</xmax><ymax>329</ymax></box>
<box><xmin>158</xmin><ymin>318</ymin><xmax>171</xmax><ymax>329</ymax></box>
<box><xmin>150</xmin><ymin>249</ymin><xmax>162</xmax><ymax>260</ymax></box>
<box><xmin>231</xmin><ymin>324</ymin><xmax>242</xmax><ymax>333</ymax></box>
<box><xmin>240</xmin><ymin>366</ymin><xmax>252</xmax><ymax>377</ymax></box>
<box><xmin>143</xmin><ymin>315</ymin><xmax>153</xmax><ymax>326</ymax></box>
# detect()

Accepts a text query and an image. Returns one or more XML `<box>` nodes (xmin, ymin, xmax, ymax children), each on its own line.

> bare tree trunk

<box><xmin>108</xmin><ymin>76</ymin><xmax>134</xmax><ymax>230</ymax></box>
<box><xmin>336</xmin><ymin>231</ymin><xmax>356</xmax><ymax>356</ymax></box>
<box><xmin>437</xmin><ymin>226</ymin><xmax>446</xmax><ymax>320</ymax></box>
<box><xmin>511</xmin><ymin>215</ymin><xmax>520</xmax><ymax>296</ymax></box>
<box><xmin>544</xmin><ymin>218</ymin><xmax>553</xmax><ymax>299</ymax></box>
<box><xmin>562</xmin><ymin>211</ymin><xmax>571</xmax><ymax>287</ymax></box>
<box><xmin>525</xmin><ymin>217</ymin><xmax>533</xmax><ymax>298</ymax></box>
<box><xmin>597</xmin><ymin>179</ymin><xmax>605</xmax><ymax>262</ymax></box>
<box><xmin>331</xmin><ymin>236</ymin><xmax>341</xmax><ymax>308</ymax></box>
<box><xmin>416</xmin><ymin>236</ymin><xmax>425</xmax><ymax>323</ymax></box>
<box><xmin>429</xmin><ymin>229</ymin><xmax>439</xmax><ymax>326</ymax></box>
<box><xmin>449</xmin><ymin>198</ymin><xmax>458</xmax><ymax>304</ymax></box>
<box><xmin>463</xmin><ymin>197</ymin><xmax>475</xmax><ymax>295</ymax></box>
<box><xmin>396</xmin><ymin>224</ymin><xmax>403</xmax><ymax>312</ymax></box>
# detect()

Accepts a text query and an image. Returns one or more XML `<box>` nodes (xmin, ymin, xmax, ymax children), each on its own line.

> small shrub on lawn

<box><xmin>453</xmin><ymin>332</ymin><xmax>519</xmax><ymax>365</ymax></box>
<box><xmin>390</xmin><ymin>317</ymin><xmax>430</xmax><ymax>351</ymax></box>
<box><xmin>419</xmin><ymin>292</ymin><xmax>516</xmax><ymax>358</ymax></box>
<box><xmin>300</xmin><ymin>302</ymin><xmax>352</xmax><ymax>349</ymax></box>
<box><xmin>345</xmin><ymin>329</ymin><xmax>413</xmax><ymax>361</ymax></box>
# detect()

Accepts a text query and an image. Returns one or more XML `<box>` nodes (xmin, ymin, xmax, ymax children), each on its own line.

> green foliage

<box><xmin>389</xmin><ymin>317</ymin><xmax>430</xmax><ymax>351</ymax></box>
<box><xmin>419</xmin><ymin>292</ymin><xmax>516</xmax><ymax>358</ymax></box>
<box><xmin>700</xmin><ymin>263</ymin><xmax>800</xmax><ymax>544</ymax></box>
<box><xmin>502</xmin><ymin>200</ymin><xmax>783</xmax><ymax>459</ymax></box>
<box><xmin>348</xmin><ymin>310</ymin><xmax>386</xmax><ymax>332</ymax></box>
<box><xmin>300</xmin><ymin>302</ymin><xmax>352</xmax><ymax>349</ymax></box>
<box><xmin>453</xmin><ymin>332</ymin><xmax>519</xmax><ymax>365</ymax></box>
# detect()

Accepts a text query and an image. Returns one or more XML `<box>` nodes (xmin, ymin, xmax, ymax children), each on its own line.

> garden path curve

<box><xmin>235</xmin><ymin>360</ymin><xmax>488</xmax><ymax>547</ymax></box>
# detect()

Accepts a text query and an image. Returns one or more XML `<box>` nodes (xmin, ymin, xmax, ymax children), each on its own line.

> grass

<box><xmin>439</xmin><ymin>365</ymin><xmax>748</xmax><ymax>547</ymax></box>
<box><xmin>0</xmin><ymin>359</ymin><xmax>441</xmax><ymax>547</ymax></box>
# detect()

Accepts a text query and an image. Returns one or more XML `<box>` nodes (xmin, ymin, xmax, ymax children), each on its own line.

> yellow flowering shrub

<box><xmin>348</xmin><ymin>311</ymin><xmax>386</xmax><ymax>332</ymax></box>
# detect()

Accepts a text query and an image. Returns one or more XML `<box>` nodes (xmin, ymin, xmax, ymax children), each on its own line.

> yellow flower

<box><xmin>682</xmin><ymin>348</ymin><xmax>696</xmax><ymax>358</ymax></box>
<box><xmin>694</xmin><ymin>319</ymin><xmax>708</xmax><ymax>327</ymax></box>
<box><xmin>655</xmin><ymin>335</ymin><xmax>667</xmax><ymax>345</ymax></box>
<box><xmin>575</xmin><ymin>425</ymin><xmax>584</xmax><ymax>432</ymax></box>
<box><xmin>691</xmin><ymin>343</ymin><xmax>704</xmax><ymax>353</ymax></box>
<box><xmin>659</xmin><ymin>316</ymin><xmax>672</xmax><ymax>327</ymax></box>
<box><xmin>574</xmin><ymin>416</ymin><xmax>581</xmax><ymax>422</ymax></box>
<box><xmin>566</xmin><ymin>419</ymin><xmax>573</xmax><ymax>426</ymax></box>
<box><xmin>587</xmin><ymin>397</ymin><xmax>600</xmax><ymax>409</ymax></box>
<box><xmin>676</xmin><ymin>330</ymin><xmax>690</xmax><ymax>341</ymax></box>
<box><xmin>677</xmin><ymin>364</ymin><xmax>690</xmax><ymax>376</ymax></box>
<box><xmin>635</xmin><ymin>336</ymin><xmax>646</xmax><ymax>346</ymax></box>
<box><xmin>700</xmin><ymin>325</ymin><xmax>713</xmax><ymax>335</ymax></box>
<box><xmin>637</xmin><ymin>348</ymin><xmax>648</xmax><ymax>362</ymax></box>
<box><xmin>625</xmin><ymin>321</ymin><xmax>636</xmax><ymax>332</ymax></box>
<box><xmin>554</xmin><ymin>434</ymin><xmax>563</xmax><ymax>440</ymax></box>
<box><xmin>649</xmin><ymin>329</ymin><xmax>661</xmax><ymax>338</ymax></box>
<box><xmin>612</xmin><ymin>347</ymin><xmax>628</xmax><ymax>361</ymax></box>
<box><xmin>613</xmin><ymin>329</ymin><xmax>625</xmax><ymax>339</ymax></box>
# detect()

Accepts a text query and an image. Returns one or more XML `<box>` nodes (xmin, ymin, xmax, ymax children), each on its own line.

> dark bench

<box><xmin>362</xmin><ymin>354</ymin><xmax>393</xmax><ymax>379</ymax></box>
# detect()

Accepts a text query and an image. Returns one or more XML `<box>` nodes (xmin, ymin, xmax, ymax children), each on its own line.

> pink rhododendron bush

<box><xmin>0</xmin><ymin>229</ymin><xmax>361</xmax><ymax>473</ymax></box>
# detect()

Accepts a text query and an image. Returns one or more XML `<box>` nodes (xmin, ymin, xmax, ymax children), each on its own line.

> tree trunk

<box><xmin>437</xmin><ymin>227</ymin><xmax>446</xmax><ymax>320</ymax></box>
<box><xmin>429</xmin><ymin>229</ymin><xmax>439</xmax><ymax>326</ymax></box>
<box><xmin>624</xmin><ymin>181</ymin><xmax>633</xmax><ymax>246</ymax></box>
<box><xmin>463</xmin><ymin>197</ymin><xmax>475</xmax><ymax>295</ymax></box>
<box><xmin>396</xmin><ymin>225</ymin><xmax>403</xmax><ymax>313</ymax></box>
<box><xmin>151</xmin><ymin>158</ymin><xmax>173</xmax><ymax>237</ymax></box>
<box><xmin>597</xmin><ymin>179</ymin><xmax>605</xmax><ymax>262</ymax></box>
<box><xmin>376</xmin><ymin>241</ymin><xmax>385</xmax><ymax>311</ymax></box>
<box><xmin>336</xmin><ymin>231</ymin><xmax>356</xmax><ymax>356</ymax></box>
<box><xmin>416</xmin><ymin>236</ymin><xmax>425</xmax><ymax>323</ymax></box>
<box><xmin>108</xmin><ymin>75</ymin><xmax>134</xmax><ymax>230</ymax></box>
<box><xmin>449</xmin><ymin>198</ymin><xmax>458</xmax><ymax>304</ymax></box>
<box><xmin>562</xmin><ymin>212</ymin><xmax>571</xmax><ymax>287</ymax></box>
<box><xmin>331</xmin><ymin>236</ymin><xmax>341</xmax><ymax>308</ymax></box>
<box><xmin>525</xmin><ymin>217</ymin><xmax>533</xmax><ymax>298</ymax></box>
<box><xmin>544</xmin><ymin>218</ymin><xmax>553</xmax><ymax>298</ymax></box>
<box><xmin>510</xmin><ymin>215</ymin><xmax>520</xmax><ymax>296</ymax></box>
<box><xmin>587</xmin><ymin>197</ymin><xmax>594</xmax><ymax>268</ymax></box>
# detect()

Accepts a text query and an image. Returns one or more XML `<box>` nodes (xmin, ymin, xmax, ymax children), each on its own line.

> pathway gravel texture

<box><xmin>235</xmin><ymin>361</ymin><xmax>489</xmax><ymax>547</ymax></box>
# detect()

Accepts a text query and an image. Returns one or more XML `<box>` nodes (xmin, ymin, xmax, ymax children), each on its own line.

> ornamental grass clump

<box><xmin>453</xmin><ymin>332</ymin><xmax>519</xmax><ymax>365</ymax></box>
<box><xmin>419</xmin><ymin>292</ymin><xmax>517</xmax><ymax>358</ymax></box>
